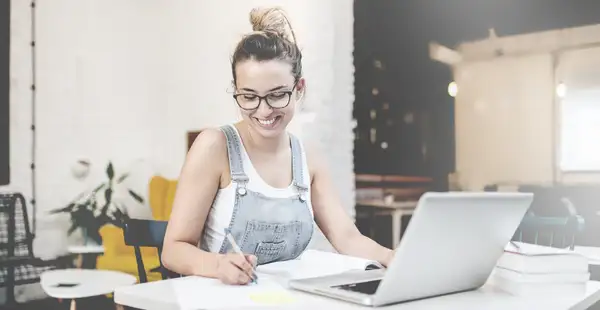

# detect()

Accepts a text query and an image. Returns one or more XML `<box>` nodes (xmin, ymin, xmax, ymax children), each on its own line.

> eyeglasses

<box><xmin>233</xmin><ymin>89</ymin><xmax>294</xmax><ymax>110</ymax></box>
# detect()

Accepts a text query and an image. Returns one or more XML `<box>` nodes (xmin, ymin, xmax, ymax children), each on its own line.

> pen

<box><xmin>225</xmin><ymin>230</ymin><xmax>258</xmax><ymax>284</ymax></box>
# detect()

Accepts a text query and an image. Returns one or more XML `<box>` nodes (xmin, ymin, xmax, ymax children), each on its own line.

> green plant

<box><xmin>50</xmin><ymin>161</ymin><xmax>145</xmax><ymax>244</ymax></box>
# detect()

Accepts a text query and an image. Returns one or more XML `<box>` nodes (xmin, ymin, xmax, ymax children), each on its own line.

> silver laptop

<box><xmin>288</xmin><ymin>191</ymin><xmax>534</xmax><ymax>307</ymax></box>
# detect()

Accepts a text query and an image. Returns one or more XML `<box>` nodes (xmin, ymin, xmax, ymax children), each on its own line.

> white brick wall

<box><xmin>4</xmin><ymin>1</ymin><xmax>354</xmax><ymax>300</ymax></box>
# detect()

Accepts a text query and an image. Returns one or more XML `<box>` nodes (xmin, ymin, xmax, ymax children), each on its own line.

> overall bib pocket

<box><xmin>215</xmin><ymin>125</ymin><xmax>314</xmax><ymax>264</ymax></box>
<box><xmin>241</xmin><ymin>220</ymin><xmax>303</xmax><ymax>265</ymax></box>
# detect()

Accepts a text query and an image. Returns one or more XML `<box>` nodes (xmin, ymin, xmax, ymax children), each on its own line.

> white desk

<box><xmin>114</xmin><ymin>275</ymin><xmax>600</xmax><ymax>310</ymax></box>
<box><xmin>41</xmin><ymin>269</ymin><xmax>136</xmax><ymax>310</ymax></box>
<box><xmin>68</xmin><ymin>244</ymin><xmax>105</xmax><ymax>269</ymax></box>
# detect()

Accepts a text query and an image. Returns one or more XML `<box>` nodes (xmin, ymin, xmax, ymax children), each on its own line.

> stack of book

<box><xmin>488</xmin><ymin>241</ymin><xmax>590</xmax><ymax>296</ymax></box>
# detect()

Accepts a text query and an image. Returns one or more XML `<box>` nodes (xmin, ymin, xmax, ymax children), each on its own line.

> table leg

<box><xmin>369</xmin><ymin>210</ymin><xmax>377</xmax><ymax>239</ymax></box>
<box><xmin>392</xmin><ymin>211</ymin><xmax>403</xmax><ymax>248</ymax></box>
<box><xmin>75</xmin><ymin>254</ymin><xmax>83</xmax><ymax>269</ymax></box>
<box><xmin>70</xmin><ymin>299</ymin><xmax>77</xmax><ymax>310</ymax></box>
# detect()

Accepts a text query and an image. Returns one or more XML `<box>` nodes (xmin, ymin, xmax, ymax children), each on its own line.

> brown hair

<box><xmin>231</xmin><ymin>7</ymin><xmax>302</xmax><ymax>86</ymax></box>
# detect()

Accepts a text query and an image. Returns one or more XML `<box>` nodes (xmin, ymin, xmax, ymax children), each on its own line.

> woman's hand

<box><xmin>216</xmin><ymin>253</ymin><xmax>258</xmax><ymax>285</ymax></box>
<box><xmin>384</xmin><ymin>248</ymin><xmax>397</xmax><ymax>267</ymax></box>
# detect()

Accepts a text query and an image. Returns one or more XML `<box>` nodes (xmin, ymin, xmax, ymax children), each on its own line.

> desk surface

<box><xmin>41</xmin><ymin>269</ymin><xmax>136</xmax><ymax>299</ymax></box>
<box><xmin>68</xmin><ymin>244</ymin><xmax>105</xmax><ymax>254</ymax></box>
<box><xmin>114</xmin><ymin>275</ymin><xmax>600</xmax><ymax>310</ymax></box>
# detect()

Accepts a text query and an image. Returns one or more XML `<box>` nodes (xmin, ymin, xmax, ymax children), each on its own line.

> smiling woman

<box><xmin>161</xmin><ymin>6</ymin><xmax>394</xmax><ymax>286</ymax></box>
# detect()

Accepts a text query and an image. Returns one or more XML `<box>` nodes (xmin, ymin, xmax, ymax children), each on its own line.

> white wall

<box><xmin>5</xmin><ymin>0</ymin><xmax>353</xmax><ymax>296</ymax></box>
<box><xmin>449</xmin><ymin>28</ymin><xmax>600</xmax><ymax>191</ymax></box>
<box><xmin>453</xmin><ymin>54</ymin><xmax>555</xmax><ymax>190</ymax></box>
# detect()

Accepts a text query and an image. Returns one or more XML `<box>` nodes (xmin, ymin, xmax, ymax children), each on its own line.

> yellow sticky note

<box><xmin>249</xmin><ymin>291</ymin><xmax>296</xmax><ymax>305</ymax></box>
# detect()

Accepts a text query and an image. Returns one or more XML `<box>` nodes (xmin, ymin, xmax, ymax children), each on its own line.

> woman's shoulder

<box><xmin>189</xmin><ymin>127</ymin><xmax>227</xmax><ymax>152</ymax></box>
<box><xmin>185</xmin><ymin>127</ymin><xmax>230</xmax><ymax>173</ymax></box>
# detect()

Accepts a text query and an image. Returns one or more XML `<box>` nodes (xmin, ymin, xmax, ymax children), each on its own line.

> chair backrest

<box><xmin>148</xmin><ymin>176</ymin><xmax>178</xmax><ymax>221</ymax></box>
<box><xmin>484</xmin><ymin>184</ymin><xmax>585</xmax><ymax>250</ymax></box>
<box><xmin>0</xmin><ymin>193</ymin><xmax>34</xmax><ymax>260</ymax></box>
<box><xmin>513</xmin><ymin>209</ymin><xmax>585</xmax><ymax>250</ymax></box>
<box><xmin>123</xmin><ymin>218</ymin><xmax>177</xmax><ymax>283</ymax></box>
<box><xmin>0</xmin><ymin>192</ymin><xmax>34</xmax><ymax>304</ymax></box>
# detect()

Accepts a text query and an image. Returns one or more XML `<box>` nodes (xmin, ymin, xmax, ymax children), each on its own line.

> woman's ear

<box><xmin>295</xmin><ymin>78</ymin><xmax>306</xmax><ymax>101</ymax></box>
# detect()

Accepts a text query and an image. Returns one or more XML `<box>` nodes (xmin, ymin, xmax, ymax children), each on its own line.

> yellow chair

<box><xmin>97</xmin><ymin>224</ymin><xmax>163</xmax><ymax>282</ymax></box>
<box><xmin>96</xmin><ymin>175</ymin><xmax>178</xmax><ymax>282</ymax></box>
<box><xmin>148</xmin><ymin>175</ymin><xmax>178</xmax><ymax>221</ymax></box>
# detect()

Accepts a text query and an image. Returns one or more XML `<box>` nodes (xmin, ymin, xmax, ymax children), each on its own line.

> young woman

<box><xmin>161</xmin><ymin>6</ymin><xmax>395</xmax><ymax>285</ymax></box>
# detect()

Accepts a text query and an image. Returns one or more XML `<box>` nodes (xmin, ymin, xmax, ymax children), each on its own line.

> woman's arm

<box><xmin>161</xmin><ymin>129</ymin><xmax>255</xmax><ymax>283</ymax></box>
<box><xmin>306</xmin><ymin>145</ymin><xmax>395</xmax><ymax>267</ymax></box>
<box><xmin>161</xmin><ymin>129</ymin><xmax>224</xmax><ymax>277</ymax></box>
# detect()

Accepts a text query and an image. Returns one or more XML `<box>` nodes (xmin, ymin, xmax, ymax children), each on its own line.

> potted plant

<box><xmin>50</xmin><ymin>161</ymin><xmax>145</xmax><ymax>245</ymax></box>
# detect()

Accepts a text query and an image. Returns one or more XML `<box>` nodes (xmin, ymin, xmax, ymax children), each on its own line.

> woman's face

<box><xmin>233</xmin><ymin>59</ymin><xmax>304</xmax><ymax>139</ymax></box>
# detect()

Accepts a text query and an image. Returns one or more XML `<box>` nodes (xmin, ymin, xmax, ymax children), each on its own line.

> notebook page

<box><xmin>256</xmin><ymin>250</ymin><xmax>381</xmax><ymax>280</ymax></box>
<box><xmin>300</xmin><ymin>250</ymin><xmax>382</xmax><ymax>270</ymax></box>
<box><xmin>172</xmin><ymin>276</ymin><xmax>296</xmax><ymax>309</ymax></box>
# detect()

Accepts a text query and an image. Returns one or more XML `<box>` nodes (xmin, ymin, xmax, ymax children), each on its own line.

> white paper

<box><xmin>172</xmin><ymin>276</ymin><xmax>295</xmax><ymax>309</ymax></box>
<box><xmin>506</xmin><ymin>242</ymin><xmax>584</xmax><ymax>256</ymax></box>
<box><xmin>574</xmin><ymin>246</ymin><xmax>600</xmax><ymax>262</ymax></box>
<box><xmin>256</xmin><ymin>250</ymin><xmax>382</xmax><ymax>280</ymax></box>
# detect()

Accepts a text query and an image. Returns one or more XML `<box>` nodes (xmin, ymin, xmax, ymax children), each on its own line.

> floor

<box><xmin>0</xmin><ymin>296</ymin><xmax>118</xmax><ymax>310</ymax></box>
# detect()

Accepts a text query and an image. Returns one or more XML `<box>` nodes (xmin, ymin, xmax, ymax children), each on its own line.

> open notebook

<box><xmin>256</xmin><ymin>250</ymin><xmax>384</xmax><ymax>280</ymax></box>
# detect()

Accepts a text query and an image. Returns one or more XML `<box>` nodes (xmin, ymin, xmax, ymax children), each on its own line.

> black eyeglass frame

<box><xmin>232</xmin><ymin>82</ymin><xmax>298</xmax><ymax>111</ymax></box>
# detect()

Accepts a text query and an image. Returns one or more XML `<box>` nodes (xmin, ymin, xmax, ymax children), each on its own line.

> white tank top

<box><xmin>201</xmin><ymin>126</ymin><xmax>314</xmax><ymax>253</ymax></box>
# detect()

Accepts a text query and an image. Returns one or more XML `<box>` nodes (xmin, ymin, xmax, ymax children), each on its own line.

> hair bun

<box><xmin>249</xmin><ymin>7</ymin><xmax>297</xmax><ymax>44</ymax></box>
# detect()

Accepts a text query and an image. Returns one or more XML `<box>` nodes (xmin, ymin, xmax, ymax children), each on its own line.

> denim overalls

<box><xmin>216</xmin><ymin>125</ymin><xmax>314</xmax><ymax>265</ymax></box>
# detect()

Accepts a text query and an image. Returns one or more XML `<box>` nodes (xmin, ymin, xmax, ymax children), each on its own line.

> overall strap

<box><xmin>219</xmin><ymin>125</ymin><xmax>249</xmax><ymax>188</ymax></box>
<box><xmin>289</xmin><ymin>133</ymin><xmax>308</xmax><ymax>201</ymax></box>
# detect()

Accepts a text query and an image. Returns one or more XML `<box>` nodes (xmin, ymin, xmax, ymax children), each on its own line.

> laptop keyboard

<box><xmin>332</xmin><ymin>280</ymin><xmax>381</xmax><ymax>295</ymax></box>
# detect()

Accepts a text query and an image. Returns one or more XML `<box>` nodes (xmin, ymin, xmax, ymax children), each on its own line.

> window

<box><xmin>560</xmin><ymin>89</ymin><xmax>600</xmax><ymax>172</ymax></box>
